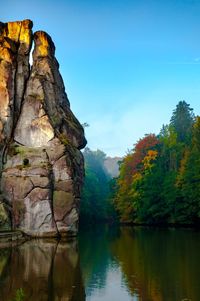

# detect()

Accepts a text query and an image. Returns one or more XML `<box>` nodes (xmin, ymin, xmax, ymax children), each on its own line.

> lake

<box><xmin>0</xmin><ymin>226</ymin><xmax>199</xmax><ymax>301</ymax></box>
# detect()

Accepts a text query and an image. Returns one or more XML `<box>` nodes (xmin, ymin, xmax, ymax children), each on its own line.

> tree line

<box><xmin>80</xmin><ymin>148</ymin><xmax>115</xmax><ymax>223</ymax></box>
<box><xmin>113</xmin><ymin>101</ymin><xmax>200</xmax><ymax>225</ymax></box>
<box><xmin>81</xmin><ymin>101</ymin><xmax>200</xmax><ymax>225</ymax></box>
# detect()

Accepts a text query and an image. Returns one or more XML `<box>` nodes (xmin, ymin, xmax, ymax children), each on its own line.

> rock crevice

<box><xmin>0</xmin><ymin>20</ymin><xmax>86</xmax><ymax>237</ymax></box>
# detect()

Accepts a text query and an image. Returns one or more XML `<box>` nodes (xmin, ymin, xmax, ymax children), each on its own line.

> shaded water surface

<box><xmin>0</xmin><ymin>239</ymin><xmax>85</xmax><ymax>301</ymax></box>
<box><xmin>0</xmin><ymin>227</ymin><xmax>200</xmax><ymax>300</ymax></box>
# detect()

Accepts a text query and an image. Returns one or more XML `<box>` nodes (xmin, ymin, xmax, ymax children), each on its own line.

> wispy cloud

<box><xmin>84</xmin><ymin>101</ymin><xmax>171</xmax><ymax>157</ymax></box>
<box><xmin>165</xmin><ymin>57</ymin><xmax>200</xmax><ymax>65</ymax></box>
<box><xmin>166</xmin><ymin>61</ymin><xmax>200</xmax><ymax>65</ymax></box>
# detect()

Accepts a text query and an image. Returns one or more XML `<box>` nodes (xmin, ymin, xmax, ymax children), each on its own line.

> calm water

<box><xmin>0</xmin><ymin>227</ymin><xmax>200</xmax><ymax>301</ymax></box>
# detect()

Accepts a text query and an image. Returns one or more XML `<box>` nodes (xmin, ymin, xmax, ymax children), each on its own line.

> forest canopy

<box><xmin>81</xmin><ymin>101</ymin><xmax>200</xmax><ymax>226</ymax></box>
<box><xmin>113</xmin><ymin>101</ymin><xmax>200</xmax><ymax>225</ymax></box>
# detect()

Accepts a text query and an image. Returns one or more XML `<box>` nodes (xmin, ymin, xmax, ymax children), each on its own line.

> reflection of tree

<box><xmin>79</xmin><ymin>225</ymin><xmax>120</xmax><ymax>296</ymax></box>
<box><xmin>110</xmin><ymin>227</ymin><xmax>200</xmax><ymax>301</ymax></box>
<box><xmin>0</xmin><ymin>239</ymin><xmax>85</xmax><ymax>301</ymax></box>
<box><xmin>1</xmin><ymin>228</ymin><xmax>199</xmax><ymax>301</ymax></box>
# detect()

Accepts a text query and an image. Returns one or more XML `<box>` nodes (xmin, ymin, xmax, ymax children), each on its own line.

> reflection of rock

<box><xmin>0</xmin><ymin>20</ymin><xmax>86</xmax><ymax>236</ymax></box>
<box><xmin>0</xmin><ymin>239</ymin><xmax>85</xmax><ymax>301</ymax></box>
<box><xmin>0</xmin><ymin>201</ymin><xmax>10</xmax><ymax>230</ymax></box>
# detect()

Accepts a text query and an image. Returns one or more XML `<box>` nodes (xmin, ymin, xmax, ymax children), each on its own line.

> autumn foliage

<box><xmin>113</xmin><ymin>101</ymin><xmax>200</xmax><ymax>225</ymax></box>
<box><xmin>115</xmin><ymin>134</ymin><xmax>160</xmax><ymax>222</ymax></box>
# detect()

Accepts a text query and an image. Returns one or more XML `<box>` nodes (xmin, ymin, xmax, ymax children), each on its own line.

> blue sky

<box><xmin>1</xmin><ymin>0</ymin><xmax>200</xmax><ymax>156</ymax></box>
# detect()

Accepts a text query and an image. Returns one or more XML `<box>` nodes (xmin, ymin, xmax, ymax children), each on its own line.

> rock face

<box><xmin>0</xmin><ymin>20</ymin><xmax>86</xmax><ymax>237</ymax></box>
<box><xmin>104</xmin><ymin>156</ymin><xmax>122</xmax><ymax>178</ymax></box>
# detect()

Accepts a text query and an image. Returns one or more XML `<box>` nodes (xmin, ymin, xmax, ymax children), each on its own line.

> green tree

<box><xmin>176</xmin><ymin>117</ymin><xmax>200</xmax><ymax>223</ymax></box>
<box><xmin>112</xmin><ymin>101</ymin><xmax>199</xmax><ymax>225</ymax></box>
<box><xmin>80</xmin><ymin>148</ymin><xmax>111</xmax><ymax>223</ymax></box>
<box><xmin>170</xmin><ymin>100</ymin><xmax>195</xmax><ymax>144</ymax></box>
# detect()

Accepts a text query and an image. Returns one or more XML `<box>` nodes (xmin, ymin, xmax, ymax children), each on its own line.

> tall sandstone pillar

<box><xmin>0</xmin><ymin>20</ymin><xmax>86</xmax><ymax>237</ymax></box>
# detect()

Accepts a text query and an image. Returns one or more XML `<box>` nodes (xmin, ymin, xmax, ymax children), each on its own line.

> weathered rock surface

<box><xmin>0</xmin><ymin>20</ymin><xmax>86</xmax><ymax>237</ymax></box>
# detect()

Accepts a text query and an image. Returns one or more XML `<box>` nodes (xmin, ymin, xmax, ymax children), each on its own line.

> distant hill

<box><xmin>104</xmin><ymin>157</ymin><xmax>122</xmax><ymax>178</ymax></box>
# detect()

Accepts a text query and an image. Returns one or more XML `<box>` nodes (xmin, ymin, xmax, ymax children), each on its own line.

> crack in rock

<box><xmin>0</xmin><ymin>19</ymin><xmax>86</xmax><ymax>237</ymax></box>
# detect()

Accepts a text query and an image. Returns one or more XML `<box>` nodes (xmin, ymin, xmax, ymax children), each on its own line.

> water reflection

<box><xmin>0</xmin><ymin>227</ymin><xmax>200</xmax><ymax>301</ymax></box>
<box><xmin>79</xmin><ymin>226</ymin><xmax>200</xmax><ymax>301</ymax></box>
<box><xmin>0</xmin><ymin>239</ymin><xmax>85</xmax><ymax>301</ymax></box>
<box><xmin>79</xmin><ymin>226</ymin><xmax>134</xmax><ymax>301</ymax></box>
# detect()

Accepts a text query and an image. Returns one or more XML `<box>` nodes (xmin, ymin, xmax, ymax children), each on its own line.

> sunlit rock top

<box><xmin>0</xmin><ymin>19</ymin><xmax>86</xmax><ymax>237</ymax></box>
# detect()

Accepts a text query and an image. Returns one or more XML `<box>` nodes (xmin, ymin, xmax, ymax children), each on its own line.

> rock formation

<box><xmin>0</xmin><ymin>20</ymin><xmax>86</xmax><ymax>237</ymax></box>
<box><xmin>104</xmin><ymin>156</ymin><xmax>122</xmax><ymax>178</ymax></box>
